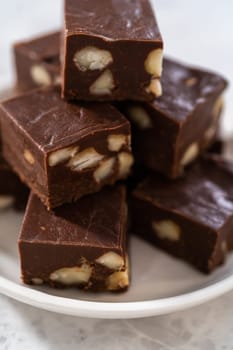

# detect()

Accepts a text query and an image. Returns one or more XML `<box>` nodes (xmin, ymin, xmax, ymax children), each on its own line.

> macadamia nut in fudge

<box><xmin>0</xmin><ymin>88</ymin><xmax>133</xmax><ymax>209</ymax></box>
<box><xmin>123</xmin><ymin>58</ymin><xmax>228</xmax><ymax>178</ymax></box>
<box><xmin>19</xmin><ymin>186</ymin><xmax>129</xmax><ymax>292</ymax></box>
<box><xmin>61</xmin><ymin>0</ymin><xmax>163</xmax><ymax>101</ymax></box>
<box><xmin>131</xmin><ymin>155</ymin><xmax>233</xmax><ymax>273</ymax></box>
<box><xmin>14</xmin><ymin>32</ymin><xmax>60</xmax><ymax>91</ymax></box>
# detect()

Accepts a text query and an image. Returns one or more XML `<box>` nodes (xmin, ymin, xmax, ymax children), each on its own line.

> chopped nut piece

<box><xmin>152</xmin><ymin>220</ymin><xmax>181</xmax><ymax>241</ymax></box>
<box><xmin>106</xmin><ymin>257</ymin><xmax>129</xmax><ymax>291</ymax></box>
<box><xmin>118</xmin><ymin>152</ymin><xmax>134</xmax><ymax>178</ymax></box>
<box><xmin>89</xmin><ymin>69</ymin><xmax>115</xmax><ymax>95</ymax></box>
<box><xmin>94</xmin><ymin>157</ymin><xmax>115</xmax><ymax>183</ymax></box>
<box><xmin>24</xmin><ymin>149</ymin><xmax>35</xmax><ymax>165</ymax></box>
<box><xmin>107</xmin><ymin>134</ymin><xmax>128</xmax><ymax>152</ymax></box>
<box><xmin>0</xmin><ymin>195</ymin><xmax>15</xmax><ymax>209</ymax></box>
<box><xmin>181</xmin><ymin>142</ymin><xmax>199</xmax><ymax>166</ymax></box>
<box><xmin>68</xmin><ymin>148</ymin><xmax>104</xmax><ymax>171</ymax></box>
<box><xmin>127</xmin><ymin>105</ymin><xmax>152</xmax><ymax>129</ymax></box>
<box><xmin>107</xmin><ymin>269</ymin><xmax>129</xmax><ymax>290</ymax></box>
<box><xmin>31</xmin><ymin>278</ymin><xmax>43</xmax><ymax>285</ymax></box>
<box><xmin>73</xmin><ymin>46</ymin><xmax>113</xmax><ymax>72</ymax></box>
<box><xmin>205</xmin><ymin>125</ymin><xmax>217</xmax><ymax>141</ymax></box>
<box><xmin>30</xmin><ymin>64</ymin><xmax>52</xmax><ymax>86</ymax></box>
<box><xmin>185</xmin><ymin>77</ymin><xmax>198</xmax><ymax>87</ymax></box>
<box><xmin>213</xmin><ymin>96</ymin><xmax>224</xmax><ymax>118</ymax></box>
<box><xmin>146</xmin><ymin>78</ymin><xmax>162</xmax><ymax>97</ymax></box>
<box><xmin>144</xmin><ymin>48</ymin><xmax>163</xmax><ymax>77</ymax></box>
<box><xmin>95</xmin><ymin>251</ymin><xmax>124</xmax><ymax>270</ymax></box>
<box><xmin>48</xmin><ymin>145</ymin><xmax>79</xmax><ymax>167</ymax></box>
<box><xmin>50</xmin><ymin>264</ymin><xmax>92</xmax><ymax>285</ymax></box>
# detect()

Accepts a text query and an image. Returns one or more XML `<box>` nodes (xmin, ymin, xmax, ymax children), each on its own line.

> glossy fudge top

<box><xmin>65</xmin><ymin>0</ymin><xmax>162</xmax><ymax>41</ymax></box>
<box><xmin>0</xmin><ymin>88</ymin><xmax>129</xmax><ymax>152</ymax></box>
<box><xmin>151</xmin><ymin>58</ymin><xmax>228</xmax><ymax>122</ymax></box>
<box><xmin>21</xmin><ymin>186</ymin><xmax>127</xmax><ymax>249</ymax></box>
<box><xmin>14</xmin><ymin>32</ymin><xmax>60</xmax><ymax>63</ymax></box>
<box><xmin>133</xmin><ymin>156</ymin><xmax>233</xmax><ymax>230</ymax></box>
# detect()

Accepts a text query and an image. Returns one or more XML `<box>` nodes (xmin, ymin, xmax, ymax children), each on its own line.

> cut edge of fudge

<box><xmin>0</xmin><ymin>152</ymin><xmax>29</xmax><ymax>211</ymax></box>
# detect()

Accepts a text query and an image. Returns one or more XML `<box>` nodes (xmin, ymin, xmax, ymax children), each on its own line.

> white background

<box><xmin>0</xmin><ymin>1</ymin><xmax>233</xmax><ymax>349</ymax></box>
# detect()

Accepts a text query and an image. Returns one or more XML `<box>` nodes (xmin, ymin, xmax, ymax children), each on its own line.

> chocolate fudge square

<box><xmin>124</xmin><ymin>58</ymin><xmax>227</xmax><ymax>178</ymax></box>
<box><xmin>61</xmin><ymin>0</ymin><xmax>163</xmax><ymax>101</ymax></box>
<box><xmin>19</xmin><ymin>186</ymin><xmax>129</xmax><ymax>292</ymax></box>
<box><xmin>131</xmin><ymin>156</ymin><xmax>233</xmax><ymax>273</ymax></box>
<box><xmin>14</xmin><ymin>31</ymin><xmax>60</xmax><ymax>91</ymax></box>
<box><xmin>0</xmin><ymin>88</ymin><xmax>133</xmax><ymax>209</ymax></box>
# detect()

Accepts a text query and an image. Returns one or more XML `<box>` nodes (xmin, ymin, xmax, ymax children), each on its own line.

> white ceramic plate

<box><xmin>2</xmin><ymin>203</ymin><xmax>233</xmax><ymax>319</ymax></box>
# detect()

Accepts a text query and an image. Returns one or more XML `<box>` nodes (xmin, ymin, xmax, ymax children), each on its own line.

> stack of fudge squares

<box><xmin>0</xmin><ymin>0</ymin><xmax>231</xmax><ymax>292</ymax></box>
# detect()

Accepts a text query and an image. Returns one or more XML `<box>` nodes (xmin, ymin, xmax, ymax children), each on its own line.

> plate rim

<box><xmin>1</xmin><ymin>272</ymin><xmax>233</xmax><ymax>319</ymax></box>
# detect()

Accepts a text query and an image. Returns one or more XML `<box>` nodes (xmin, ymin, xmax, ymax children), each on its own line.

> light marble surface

<box><xmin>0</xmin><ymin>1</ymin><xmax>233</xmax><ymax>349</ymax></box>
<box><xmin>1</xmin><ymin>292</ymin><xmax>233</xmax><ymax>350</ymax></box>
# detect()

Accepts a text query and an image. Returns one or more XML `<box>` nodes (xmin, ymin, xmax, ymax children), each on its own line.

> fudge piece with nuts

<box><xmin>123</xmin><ymin>58</ymin><xmax>228</xmax><ymax>178</ymax></box>
<box><xmin>61</xmin><ymin>0</ymin><xmax>163</xmax><ymax>101</ymax></box>
<box><xmin>0</xmin><ymin>88</ymin><xmax>133</xmax><ymax>209</ymax></box>
<box><xmin>131</xmin><ymin>155</ymin><xmax>233</xmax><ymax>273</ymax></box>
<box><xmin>19</xmin><ymin>186</ymin><xmax>129</xmax><ymax>292</ymax></box>
<box><xmin>14</xmin><ymin>32</ymin><xmax>60</xmax><ymax>91</ymax></box>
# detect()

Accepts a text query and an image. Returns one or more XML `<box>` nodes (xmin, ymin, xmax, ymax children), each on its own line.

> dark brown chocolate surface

<box><xmin>66</xmin><ymin>0</ymin><xmax>161</xmax><ymax>40</ymax></box>
<box><xmin>14</xmin><ymin>32</ymin><xmax>60</xmax><ymax>91</ymax></box>
<box><xmin>62</xmin><ymin>0</ymin><xmax>163</xmax><ymax>101</ymax></box>
<box><xmin>0</xmin><ymin>87</ymin><xmax>21</xmax><ymax>103</ymax></box>
<box><xmin>0</xmin><ymin>153</ymin><xmax>28</xmax><ymax>210</ymax></box>
<box><xmin>152</xmin><ymin>59</ymin><xmax>227</xmax><ymax>121</ymax></box>
<box><xmin>19</xmin><ymin>186</ymin><xmax>129</xmax><ymax>292</ymax></box>
<box><xmin>0</xmin><ymin>88</ymin><xmax>133</xmax><ymax>209</ymax></box>
<box><xmin>0</xmin><ymin>87</ymin><xmax>29</xmax><ymax>210</ymax></box>
<box><xmin>131</xmin><ymin>155</ymin><xmax>233</xmax><ymax>273</ymax></box>
<box><xmin>208</xmin><ymin>139</ymin><xmax>223</xmax><ymax>155</ymax></box>
<box><xmin>123</xmin><ymin>58</ymin><xmax>228</xmax><ymax>178</ymax></box>
<box><xmin>126</xmin><ymin>137</ymin><xmax>223</xmax><ymax>193</ymax></box>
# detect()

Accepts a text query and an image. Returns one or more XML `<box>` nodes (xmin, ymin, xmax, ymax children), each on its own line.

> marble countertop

<box><xmin>0</xmin><ymin>1</ymin><xmax>233</xmax><ymax>349</ymax></box>
<box><xmin>1</xmin><ymin>292</ymin><xmax>233</xmax><ymax>350</ymax></box>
